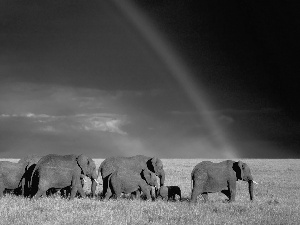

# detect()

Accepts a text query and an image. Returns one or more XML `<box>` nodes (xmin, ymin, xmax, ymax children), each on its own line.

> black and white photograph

<box><xmin>0</xmin><ymin>0</ymin><xmax>299</xmax><ymax>224</ymax></box>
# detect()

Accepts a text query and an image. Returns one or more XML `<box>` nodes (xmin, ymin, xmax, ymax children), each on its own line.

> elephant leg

<box><xmin>21</xmin><ymin>178</ymin><xmax>25</xmax><ymax>196</ymax></box>
<box><xmin>70</xmin><ymin>177</ymin><xmax>83</xmax><ymax>199</ymax></box>
<box><xmin>115</xmin><ymin>193</ymin><xmax>122</xmax><ymax>200</ymax></box>
<box><xmin>129</xmin><ymin>192</ymin><xmax>135</xmax><ymax>199</ymax></box>
<box><xmin>24</xmin><ymin>179</ymin><xmax>31</xmax><ymax>197</ymax></box>
<box><xmin>104</xmin><ymin>190</ymin><xmax>112</xmax><ymax>200</ymax></box>
<box><xmin>34</xmin><ymin>179</ymin><xmax>51</xmax><ymax>199</ymax></box>
<box><xmin>114</xmin><ymin>187</ymin><xmax>122</xmax><ymax>200</ymax></box>
<box><xmin>130</xmin><ymin>190</ymin><xmax>140</xmax><ymax>200</ymax></box>
<box><xmin>91</xmin><ymin>179</ymin><xmax>97</xmax><ymax>198</ymax></box>
<box><xmin>201</xmin><ymin>192</ymin><xmax>208</xmax><ymax>203</ymax></box>
<box><xmin>70</xmin><ymin>186</ymin><xmax>78</xmax><ymax>200</ymax></box>
<box><xmin>135</xmin><ymin>190</ymin><xmax>141</xmax><ymax>199</ymax></box>
<box><xmin>149</xmin><ymin>187</ymin><xmax>156</xmax><ymax>200</ymax></box>
<box><xmin>191</xmin><ymin>172</ymin><xmax>207</xmax><ymax>203</ymax></box>
<box><xmin>105</xmin><ymin>187</ymin><xmax>113</xmax><ymax>199</ymax></box>
<box><xmin>60</xmin><ymin>188</ymin><xmax>65</xmax><ymax>198</ymax></box>
<box><xmin>129</xmin><ymin>192</ymin><xmax>134</xmax><ymax>199</ymax></box>
<box><xmin>101</xmin><ymin>176</ymin><xmax>109</xmax><ymax>198</ymax></box>
<box><xmin>81</xmin><ymin>178</ymin><xmax>84</xmax><ymax>188</ymax></box>
<box><xmin>190</xmin><ymin>180</ymin><xmax>205</xmax><ymax>203</ymax></box>
<box><xmin>0</xmin><ymin>182</ymin><xmax>4</xmax><ymax>197</ymax></box>
<box><xmin>77</xmin><ymin>184</ymin><xmax>86</xmax><ymax>198</ymax></box>
<box><xmin>221</xmin><ymin>190</ymin><xmax>230</xmax><ymax>201</ymax></box>
<box><xmin>104</xmin><ymin>183</ymin><xmax>113</xmax><ymax>200</ymax></box>
<box><xmin>172</xmin><ymin>194</ymin><xmax>176</xmax><ymax>201</ymax></box>
<box><xmin>227</xmin><ymin>180</ymin><xmax>236</xmax><ymax>202</ymax></box>
<box><xmin>140</xmin><ymin>185</ymin><xmax>151</xmax><ymax>200</ymax></box>
<box><xmin>34</xmin><ymin>189</ymin><xmax>47</xmax><ymax>199</ymax></box>
<box><xmin>34</xmin><ymin>184</ymin><xmax>48</xmax><ymax>199</ymax></box>
<box><xmin>190</xmin><ymin>188</ymin><xmax>201</xmax><ymax>203</ymax></box>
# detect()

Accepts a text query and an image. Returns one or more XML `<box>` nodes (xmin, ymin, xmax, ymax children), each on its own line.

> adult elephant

<box><xmin>31</xmin><ymin>154</ymin><xmax>97</xmax><ymax>199</ymax></box>
<box><xmin>94</xmin><ymin>155</ymin><xmax>165</xmax><ymax>198</ymax></box>
<box><xmin>0</xmin><ymin>156</ymin><xmax>39</xmax><ymax>197</ymax></box>
<box><xmin>190</xmin><ymin>160</ymin><xmax>254</xmax><ymax>203</ymax></box>
<box><xmin>20</xmin><ymin>155</ymin><xmax>87</xmax><ymax>198</ymax></box>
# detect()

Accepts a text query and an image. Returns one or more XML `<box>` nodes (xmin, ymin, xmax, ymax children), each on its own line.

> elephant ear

<box><xmin>149</xmin><ymin>157</ymin><xmax>162</xmax><ymax>174</ymax></box>
<box><xmin>238</xmin><ymin>161</ymin><xmax>244</xmax><ymax>179</ymax></box>
<box><xmin>77</xmin><ymin>155</ymin><xmax>88</xmax><ymax>176</ymax></box>
<box><xmin>236</xmin><ymin>161</ymin><xmax>245</xmax><ymax>180</ymax></box>
<box><xmin>232</xmin><ymin>161</ymin><xmax>244</xmax><ymax>180</ymax></box>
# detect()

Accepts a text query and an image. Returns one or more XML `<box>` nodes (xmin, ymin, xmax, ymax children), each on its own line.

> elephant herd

<box><xmin>0</xmin><ymin>154</ymin><xmax>254</xmax><ymax>203</ymax></box>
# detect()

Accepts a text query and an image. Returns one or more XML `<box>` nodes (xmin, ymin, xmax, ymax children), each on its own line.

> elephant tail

<box><xmin>191</xmin><ymin>174</ymin><xmax>193</xmax><ymax>195</ymax></box>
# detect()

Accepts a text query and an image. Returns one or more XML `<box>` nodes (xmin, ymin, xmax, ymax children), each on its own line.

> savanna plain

<box><xmin>0</xmin><ymin>158</ymin><xmax>300</xmax><ymax>225</ymax></box>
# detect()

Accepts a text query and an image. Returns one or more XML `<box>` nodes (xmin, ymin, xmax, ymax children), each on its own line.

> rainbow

<box><xmin>107</xmin><ymin>0</ymin><xmax>238</xmax><ymax>158</ymax></box>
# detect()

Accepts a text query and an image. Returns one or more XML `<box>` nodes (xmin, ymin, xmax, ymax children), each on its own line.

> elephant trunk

<box><xmin>158</xmin><ymin>170</ymin><xmax>165</xmax><ymax>187</ymax></box>
<box><xmin>248</xmin><ymin>180</ymin><xmax>254</xmax><ymax>201</ymax></box>
<box><xmin>91</xmin><ymin>169</ymin><xmax>98</xmax><ymax>180</ymax></box>
<box><xmin>90</xmin><ymin>169</ymin><xmax>98</xmax><ymax>197</ymax></box>
<box><xmin>154</xmin><ymin>179</ymin><xmax>159</xmax><ymax>188</ymax></box>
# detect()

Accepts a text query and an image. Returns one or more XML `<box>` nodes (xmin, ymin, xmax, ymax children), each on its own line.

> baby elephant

<box><xmin>105</xmin><ymin>168</ymin><xmax>158</xmax><ymax>200</ymax></box>
<box><xmin>156</xmin><ymin>186</ymin><xmax>181</xmax><ymax>201</ymax></box>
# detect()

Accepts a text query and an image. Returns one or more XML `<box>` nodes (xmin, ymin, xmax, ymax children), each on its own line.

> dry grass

<box><xmin>0</xmin><ymin>158</ymin><xmax>300</xmax><ymax>224</ymax></box>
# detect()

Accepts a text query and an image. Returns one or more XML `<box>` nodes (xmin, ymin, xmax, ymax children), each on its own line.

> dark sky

<box><xmin>0</xmin><ymin>0</ymin><xmax>299</xmax><ymax>158</ymax></box>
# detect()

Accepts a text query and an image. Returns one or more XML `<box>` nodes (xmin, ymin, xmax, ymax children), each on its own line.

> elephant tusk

<box><xmin>253</xmin><ymin>180</ymin><xmax>258</xmax><ymax>184</ymax></box>
<box><xmin>83</xmin><ymin>178</ymin><xmax>87</xmax><ymax>182</ymax></box>
<box><xmin>94</xmin><ymin>179</ymin><xmax>100</xmax><ymax>185</ymax></box>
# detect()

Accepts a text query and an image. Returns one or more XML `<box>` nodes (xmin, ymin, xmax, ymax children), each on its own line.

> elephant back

<box><xmin>36</xmin><ymin>154</ymin><xmax>77</xmax><ymax>167</ymax></box>
<box><xmin>31</xmin><ymin>155</ymin><xmax>78</xmax><ymax>184</ymax></box>
<box><xmin>0</xmin><ymin>161</ymin><xmax>26</xmax><ymax>179</ymax></box>
<box><xmin>18</xmin><ymin>155</ymin><xmax>42</xmax><ymax>167</ymax></box>
<box><xmin>100</xmin><ymin>156</ymin><xmax>148</xmax><ymax>179</ymax></box>
<box><xmin>99</xmin><ymin>157</ymin><xmax>125</xmax><ymax>179</ymax></box>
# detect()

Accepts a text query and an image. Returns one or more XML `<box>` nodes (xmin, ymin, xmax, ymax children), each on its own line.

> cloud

<box><xmin>0</xmin><ymin>113</ymin><xmax>54</xmax><ymax>119</ymax></box>
<box><xmin>0</xmin><ymin>112</ymin><xmax>127</xmax><ymax>135</ymax></box>
<box><xmin>0</xmin><ymin>114</ymin><xmax>11</xmax><ymax>118</ymax></box>
<box><xmin>77</xmin><ymin>114</ymin><xmax>127</xmax><ymax>135</ymax></box>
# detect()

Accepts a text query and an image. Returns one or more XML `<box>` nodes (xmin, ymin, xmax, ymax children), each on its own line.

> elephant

<box><xmin>105</xmin><ymin>168</ymin><xmax>158</xmax><ymax>200</ymax></box>
<box><xmin>0</xmin><ymin>156</ymin><xmax>41</xmax><ymax>197</ymax></box>
<box><xmin>95</xmin><ymin>155</ymin><xmax>165</xmax><ymax>198</ymax></box>
<box><xmin>18</xmin><ymin>155</ymin><xmax>84</xmax><ymax>198</ymax></box>
<box><xmin>31</xmin><ymin>154</ymin><xmax>98</xmax><ymax>199</ymax></box>
<box><xmin>156</xmin><ymin>186</ymin><xmax>181</xmax><ymax>201</ymax></box>
<box><xmin>190</xmin><ymin>160</ymin><xmax>254</xmax><ymax>203</ymax></box>
<box><xmin>130</xmin><ymin>185</ymin><xmax>156</xmax><ymax>200</ymax></box>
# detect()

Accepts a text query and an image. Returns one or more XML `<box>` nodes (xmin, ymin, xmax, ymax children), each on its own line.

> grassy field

<box><xmin>0</xmin><ymin>158</ymin><xmax>300</xmax><ymax>224</ymax></box>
